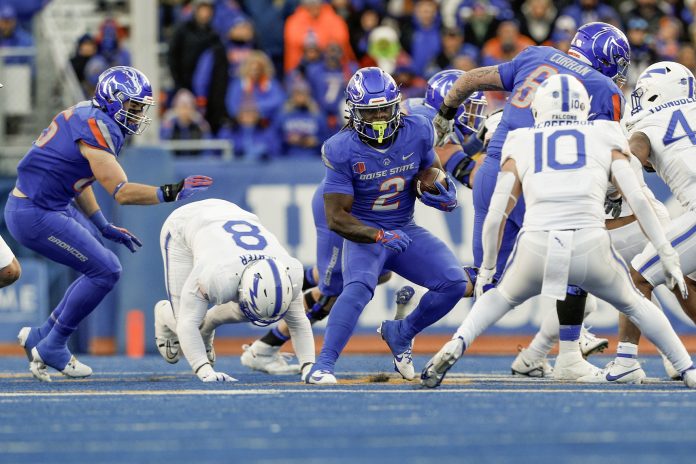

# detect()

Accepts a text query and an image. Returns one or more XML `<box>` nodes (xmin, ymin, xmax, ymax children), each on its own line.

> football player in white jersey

<box><xmin>511</xmin><ymin>154</ymin><xmax>674</xmax><ymax>381</ymax></box>
<box><xmin>580</xmin><ymin>62</ymin><xmax>696</xmax><ymax>383</ymax></box>
<box><xmin>154</xmin><ymin>199</ymin><xmax>315</xmax><ymax>382</ymax></box>
<box><xmin>420</xmin><ymin>74</ymin><xmax>696</xmax><ymax>389</ymax></box>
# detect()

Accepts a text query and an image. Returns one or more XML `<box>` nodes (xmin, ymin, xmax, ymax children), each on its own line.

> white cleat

<box><xmin>577</xmin><ymin>360</ymin><xmax>646</xmax><ymax>384</ymax></box>
<box><xmin>17</xmin><ymin>327</ymin><xmax>34</xmax><ymax>361</ymax></box>
<box><xmin>553</xmin><ymin>351</ymin><xmax>601</xmax><ymax>381</ymax></box>
<box><xmin>30</xmin><ymin>347</ymin><xmax>92</xmax><ymax>380</ymax></box>
<box><xmin>579</xmin><ymin>326</ymin><xmax>609</xmax><ymax>358</ymax></box>
<box><xmin>29</xmin><ymin>347</ymin><xmax>51</xmax><ymax>382</ymax></box>
<box><xmin>683</xmin><ymin>368</ymin><xmax>696</xmax><ymax>389</ymax></box>
<box><xmin>306</xmin><ymin>369</ymin><xmax>337</xmax><ymax>385</ymax></box>
<box><xmin>660</xmin><ymin>352</ymin><xmax>681</xmax><ymax>380</ymax></box>
<box><xmin>154</xmin><ymin>300</ymin><xmax>180</xmax><ymax>364</ymax></box>
<box><xmin>420</xmin><ymin>337</ymin><xmax>465</xmax><ymax>388</ymax></box>
<box><xmin>510</xmin><ymin>347</ymin><xmax>553</xmax><ymax>378</ymax></box>
<box><xmin>377</xmin><ymin>320</ymin><xmax>416</xmax><ymax>381</ymax></box>
<box><xmin>240</xmin><ymin>341</ymin><xmax>300</xmax><ymax>375</ymax></box>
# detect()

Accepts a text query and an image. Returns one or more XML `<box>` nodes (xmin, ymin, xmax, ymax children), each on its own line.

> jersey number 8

<box><xmin>222</xmin><ymin>220</ymin><xmax>268</xmax><ymax>251</ymax></box>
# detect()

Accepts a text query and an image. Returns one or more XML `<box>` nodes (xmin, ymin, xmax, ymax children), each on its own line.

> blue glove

<box><xmin>420</xmin><ymin>174</ymin><xmax>458</xmax><ymax>212</ymax></box>
<box><xmin>375</xmin><ymin>229</ymin><xmax>411</xmax><ymax>253</ymax></box>
<box><xmin>101</xmin><ymin>224</ymin><xmax>143</xmax><ymax>253</ymax></box>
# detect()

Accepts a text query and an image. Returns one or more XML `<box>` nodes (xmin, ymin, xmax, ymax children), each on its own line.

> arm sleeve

<box><xmin>321</xmin><ymin>142</ymin><xmax>354</xmax><ymax>195</ymax></box>
<box><xmin>176</xmin><ymin>270</ymin><xmax>212</xmax><ymax>374</ymax></box>
<box><xmin>481</xmin><ymin>171</ymin><xmax>517</xmax><ymax>270</ymax></box>
<box><xmin>284</xmin><ymin>293</ymin><xmax>315</xmax><ymax>368</ymax></box>
<box><xmin>611</xmin><ymin>158</ymin><xmax>669</xmax><ymax>251</ymax></box>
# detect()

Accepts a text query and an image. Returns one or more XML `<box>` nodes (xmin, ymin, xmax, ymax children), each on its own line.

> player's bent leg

<box><xmin>154</xmin><ymin>300</ymin><xmax>181</xmax><ymax>364</ymax></box>
<box><xmin>0</xmin><ymin>257</ymin><xmax>20</xmax><ymax>288</ymax></box>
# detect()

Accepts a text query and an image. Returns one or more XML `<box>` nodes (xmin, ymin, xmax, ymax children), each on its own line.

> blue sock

<box><xmin>38</xmin><ymin>276</ymin><xmax>84</xmax><ymax>337</ymax></box>
<box><xmin>41</xmin><ymin>276</ymin><xmax>114</xmax><ymax>350</ymax></box>
<box><xmin>304</xmin><ymin>266</ymin><xmax>317</xmax><ymax>288</ymax></box>
<box><xmin>271</xmin><ymin>326</ymin><xmax>290</xmax><ymax>342</ymax></box>
<box><xmin>401</xmin><ymin>280</ymin><xmax>467</xmax><ymax>340</ymax></box>
<box><xmin>559</xmin><ymin>324</ymin><xmax>581</xmax><ymax>342</ymax></box>
<box><xmin>315</xmin><ymin>282</ymin><xmax>372</xmax><ymax>372</ymax></box>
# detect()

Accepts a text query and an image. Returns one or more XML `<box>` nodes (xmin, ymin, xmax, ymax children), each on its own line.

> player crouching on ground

<box><xmin>421</xmin><ymin>74</ymin><xmax>696</xmax><ymax>389</ymax></box>
<box><xmin>153</xmin><ymin>199</ymin><xmax>315</xmax><ymax>382</ymax></box>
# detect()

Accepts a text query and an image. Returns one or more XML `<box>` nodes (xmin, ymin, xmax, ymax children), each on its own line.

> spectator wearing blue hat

<box><xmin>434</xmin><ymin>27</ymin><xmax>479</xmax><ymax>72</ymax></box>
<box><xmin>70</xmin><ymin>34</ymin><xmax>98</xmax><ymax>87</ymax></box>
<box><xmin>274</xmin><ymin>78</ymin><xmax>326</xmax><ymax>158</ymax></box>
<box><xmin>625</xmin><ymin>17</ymin><xmax>657</xmax><ymax>90</ymax></box>
<box><xmin>0</xmin><ymin>4</ymin><xmax>33</xmax><ymax>65</ymax></box>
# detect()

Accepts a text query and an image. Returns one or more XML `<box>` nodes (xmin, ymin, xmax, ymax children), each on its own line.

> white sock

<box><xmin>454</xmin><ymin>289</ymin><xmax>512</xmax><ymax>347</ymax></box>
<box><xmin>615</xmin><ymin>342</ymin><xmax>639</xmax><ymax>366</ymax></box>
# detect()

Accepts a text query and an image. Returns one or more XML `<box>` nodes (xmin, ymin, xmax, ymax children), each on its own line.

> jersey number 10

<box><xmin>534</xmin><ymin>129</ymin><xmax>586</xmax><ymax>172</ymax></box>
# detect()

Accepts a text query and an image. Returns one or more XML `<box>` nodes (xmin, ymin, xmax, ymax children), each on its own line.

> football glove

<box><xmin>101</xmin><ymin>224</ymin><xmax>142</xmax><ymax>253</ymax></box>
<box><xmin>375</xmin><ymin>229</ymin><xmax>411</xmax><ymax>253</ymax></box>
<box><xmin>159</xmin><ymin>175</ymin><xmax>213</xmax><ymax>202</ymax></box>
<box><xmin>658</xmin><ymin>244</ymin><xmax>688</xmax><ymax>299</ymax></box>
<box><xmin>420</xmin><ymin>174</ymin><xmax>458</xmax><ymax>212</ymax></box>
<box><xmin>604</xmin><ymin>195</ymin><xmax>622</xmax><ymax>219</ymax></box>
<box><xmin>433</xmin><ymin>104</ymin><xmax>456</xmax><ymax>146</ymax></box>
<box><xmin>474</xmin><ymin>267</ymin><xmax>495</xmax><ymax>299</ymax></box>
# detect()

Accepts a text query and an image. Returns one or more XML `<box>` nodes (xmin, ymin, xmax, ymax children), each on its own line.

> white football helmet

<box><xmin>238</xmin><ymin>258</ymin><xmax>294</xmax><ymax>326</ymax></box>
<box><xmin>630</xmin><ymin>61</ymin><xmax>696</xmax><ymax>116</ymax></box>
<box><xmin>531</xmin><ymin>74</ymin><xmax>590</xmax><ymax>123</ymax></box>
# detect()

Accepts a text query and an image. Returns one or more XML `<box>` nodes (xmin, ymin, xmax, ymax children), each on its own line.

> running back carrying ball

<box><xmin>413</xmin><ymin>167</ymin><xmax>448</xmax><ymax>198</ymax></box>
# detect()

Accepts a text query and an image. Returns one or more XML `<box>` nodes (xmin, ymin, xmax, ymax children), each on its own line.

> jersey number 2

<box><xmin>372</xmin><ymin>177</ymin><xmax>405</xmax><ymax>211</ymax></box>
<box><xmin>222</xmin><ymin>220</ymin><xmax>268</xmax><ymax>251</ymax></box>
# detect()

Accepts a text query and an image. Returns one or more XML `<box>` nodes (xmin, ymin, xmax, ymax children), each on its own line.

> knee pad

<box><xmin>90</xmin><ymin>253</ymin><xmax>122</xmax><ymax>288</ymax></box>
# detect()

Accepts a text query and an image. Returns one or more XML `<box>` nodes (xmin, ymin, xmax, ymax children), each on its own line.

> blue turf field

<box><xmin>1</xmin><ymin>354</ymin><xmax>695</xmax><ymax>464</ymax></box>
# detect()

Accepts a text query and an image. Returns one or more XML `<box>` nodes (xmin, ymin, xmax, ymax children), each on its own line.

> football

<box><xmin>413</xmin><ymin>167</ymin><xmax>448</xmax><ymax>198</ymax></box>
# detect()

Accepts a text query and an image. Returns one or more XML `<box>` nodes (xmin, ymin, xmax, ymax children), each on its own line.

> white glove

<box><xmin>197</xmin><ymin>363</ymin><xmax>238</xmax><ymax>382</ymax></box>
<box><xmin>474</xmin><ymin>267</ymin><xmax>495</xmax><ymax>299</ymax></box>
<box><xmin>433</xmin><ymin>112</ymin><xmax>455</xmax><ymax>147</ymax></box>
<box><xmin>658</xmin><ymin>244</ymin><xmax>687</xmax><ymax>299</ymax></box>
<box><xmin>300</xmin><ymin>362</ymin><xmax>314</xmax><ymax>383</ymax></box>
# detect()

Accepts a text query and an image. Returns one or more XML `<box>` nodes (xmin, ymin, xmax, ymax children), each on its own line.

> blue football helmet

<box><xmin>425</xmin><ymin>69</ymin><xmax>487</xmax><ymax>136</ymax></box>
<box><xmin>569</xmin><ymin>22</ymin><xmax>630</xmax><ymax>87</ymax></box>
<box><xmin>346</xmin><ymin>67</ymin><xmax>401</xmax><ymax>144</ymax></box>
<box><xmin>93</xmin><ymin>66</ymin><xmax>155</xmax><ymax>135</ymax></box>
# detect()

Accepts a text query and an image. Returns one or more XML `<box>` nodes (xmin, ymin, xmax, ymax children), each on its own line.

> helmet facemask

<box><xmin>114</xmin><ymin>93</ymin><xmax>155</xmax><ymax>135</ymax></box>
<box><xmin>349</xmin><ymin>97</ymin><xmax>401</xmax><ymax>144</ymax></box>
<box><xmin>456</xmin><ymin>95</ymin><xmax>487</xmax><ymax>136</ymax></box>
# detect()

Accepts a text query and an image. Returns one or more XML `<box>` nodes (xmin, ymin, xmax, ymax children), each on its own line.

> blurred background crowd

<box><xmin>2</xmin><ymin>0</ymin><xmax>696</xmax><ymax>160</ymax></box>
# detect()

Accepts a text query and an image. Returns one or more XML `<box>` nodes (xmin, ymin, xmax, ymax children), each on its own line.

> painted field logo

<box><xmin>353</xmin><ymin>162</ymin><xmax>366</xmax><ymax>174</ymax></box>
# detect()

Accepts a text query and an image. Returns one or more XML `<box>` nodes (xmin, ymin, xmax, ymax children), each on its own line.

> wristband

<box><xmin>159</xmin><ymin>180</ymin><xmax>184</xmax><ymax>203</ymax></box>
<box><xmin>439</xmin><ymin>102</ymin><xmax>458</xmax><ymax>120</ymax></box>
<box><xmin>88</xmin><ymin>210</ymin><xmax>109</xmax><ymax>230</ymax></box>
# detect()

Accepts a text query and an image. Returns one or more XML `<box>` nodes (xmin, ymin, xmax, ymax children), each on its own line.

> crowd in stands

<box><xmin>4</xmin><ymin>0</ymin><xmax>696</xmax><ymax>159</ymax></box>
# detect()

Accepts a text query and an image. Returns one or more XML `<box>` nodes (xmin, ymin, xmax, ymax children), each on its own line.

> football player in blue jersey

<box><xmin>431</xmin><ymin>22</ymin><xmax>630</xmax><ymax>378</ymax></box>
<box><xmin>304</xmin><ymin>67</ymin><xmax>467</xmax><ymax>384</ymax></box>
<box><xmin>8</xmin><ymin>66</ymin><xmax>213</xmax><ymax>382</ymax></box>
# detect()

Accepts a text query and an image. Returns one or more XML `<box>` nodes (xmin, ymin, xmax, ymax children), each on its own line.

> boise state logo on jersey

<box><xmin>353</xmin><ymin>162</ymin><xmax>366</xmax><ymax>174</ymax></box>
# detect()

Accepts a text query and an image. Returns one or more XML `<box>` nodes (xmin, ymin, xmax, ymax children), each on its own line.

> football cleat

<box><xmin>420</xmin><ymin>337</ymin><xmax>465</xmax><ymax>388</ymax></box>
<box><xmin>510</xmin><ymin>347</ymin><xmax>553</xmax><ymax>377</ymax></box>
<box><xmin>378</xmin><ymin>320</ymin><xmax>415</xmax><ymax>380</ymax></box>
<box><xmin>553</xmin><ymin>351</ymin><xmax>601</xmax><ymax>381</ymax></box>
<box><xmin>683</xmin><ymin>367</ymin><xmax>696</xmax><ymax>389</ymax></box>
<box><xmin>30</xmin><ymin>346</ymin><xmax>92</xmax><ymax>382</ymax></box>
<box><xmin>579</xmin><ymin>326</ymin><xmax>609</xmax><ymax>358</ymax></box>
<box><xmin>240</xmin><ymin>341</ymin><xmax>301</xmax><ymax>375</ymax></box>
<box><xmin>306</xmin><ymin>369</ymin><xmax>337</xmax><ymax>385</ymax></box>
<box><xmin>661</xmin><ymin>352</ymin><xmax>681</xmax><ymax>380</ymax></box>
<box><xmin>577</xmin><ymin>360</ymin><xmax>646</xmax><ymax>384</ymax></box>
<box><xmin>17</xmin><ymin>326</ymin><xmax>42</xmax><ymax>361</ymax></box>
<box><xmin>154</xmin><ymin>300</ymin><xmax>180</xmax><ymax>364</ymax></box>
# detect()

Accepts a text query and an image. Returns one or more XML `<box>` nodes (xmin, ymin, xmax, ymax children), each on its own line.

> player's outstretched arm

<box><xmin>433</xmin><ymin>66</ymin><xmax>504</xmax><ymax>146</ymax></box>
<box><xmin>477</xmin><ymin>159</ymin><xmax>521</xmax><ymax>297</ymax></box>
<box><xmin>80</xmin><ymin>142</ymin><xmax>213</xmax><ymax>205</ymax></box>
<box><xmin>611</xmin><ymin>150</ymin><xmax>687</xmax><ymax>297</ymax></box>
<box><xmin>325</xmin><ymin>193</ymin><xmax>411</xmax><ymax>252</ymax></box>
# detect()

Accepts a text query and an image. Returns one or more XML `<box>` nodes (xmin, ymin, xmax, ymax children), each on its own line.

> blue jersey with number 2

<box><xmin>322</xmin><ymin>115</ymin><xmax>436</xmax><ymax>230</ymax></box>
